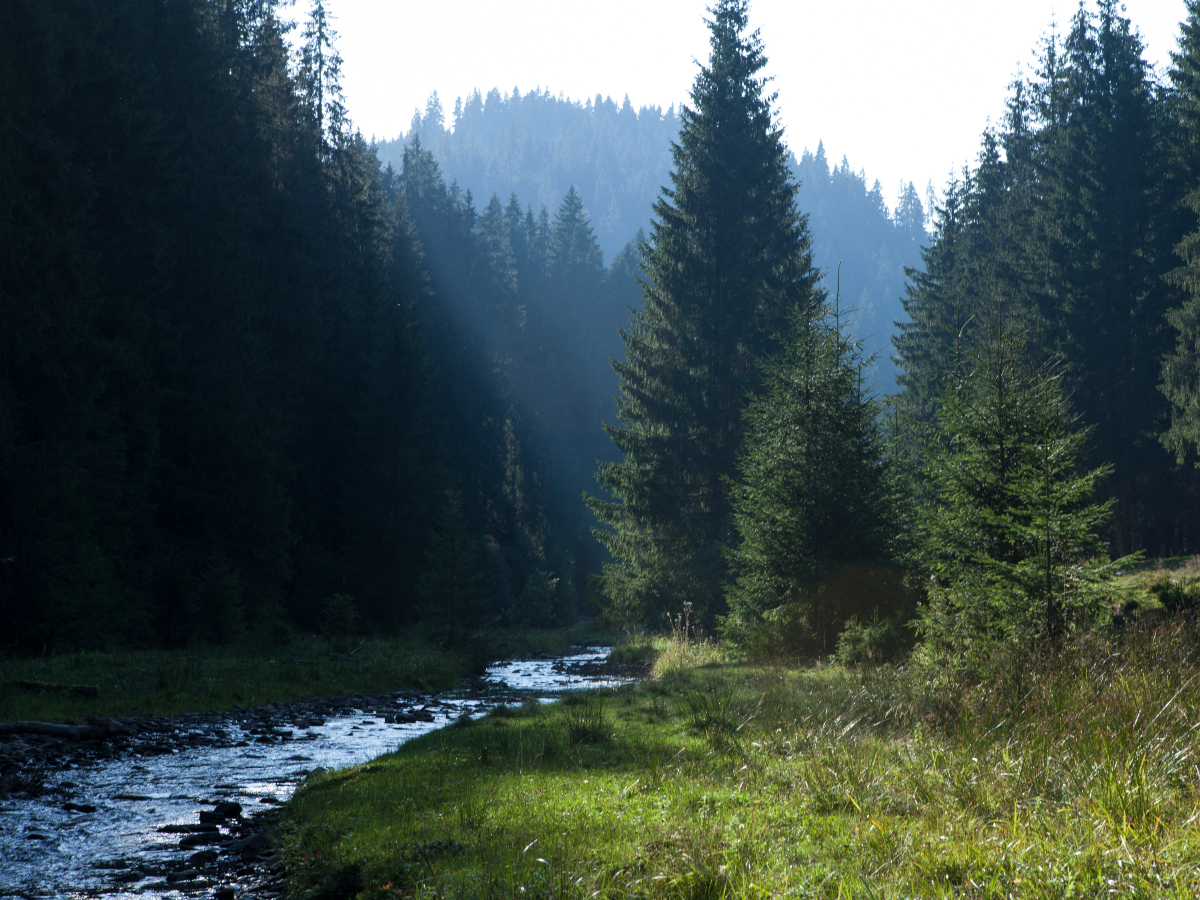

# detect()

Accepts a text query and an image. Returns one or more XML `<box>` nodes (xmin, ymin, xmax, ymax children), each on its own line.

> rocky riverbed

<box><xmin>0</xmin><ymin>647</ymin><xmax>636</xmax><ymax>899</ymax></box>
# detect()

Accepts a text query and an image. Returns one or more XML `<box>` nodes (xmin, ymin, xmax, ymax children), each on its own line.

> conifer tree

<box><xmin>724</xmin><ymin>295</ymin><xmax>899</xmax><ymax>654</ymax></box>
<box><xmin>550</xmin><ymin>187</ymin><xmax>604</xmax><ymax>280</ymax></box>
<box><xmin>589</xmin><ymin>0</ymin><xmax>821</xmax><ymax>626</ymax></box>
<box><xmin>916</xmin><ymin>318</ymin><xmax>1120</xmax><ymax>657</ymax></box>
<box><xmin>1161</xmin><ymin>1</ymin><xmax>1200</xmax><ymax>463</ymax></box>
<box><xmin>422</xmin><ymin>490</ymin><xmax>486</xmax><ymax>648</ymax></box>
<box><xmin>297</xmin><ymin>0</ymin><xmax>346</xmax><ymax>149</ymax></box>
<box><xmin>1033</xmin><ymin>1</ymin><xmax>1177</xmax><ymax>555</ymax></box>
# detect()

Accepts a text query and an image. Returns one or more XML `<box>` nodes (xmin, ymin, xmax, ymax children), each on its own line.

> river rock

<box><xmin>230</xmin><ymin>832</ymin><xmax>271</xmax><ymax>860</ymax></box>
<box><xmin>213</xmin><ymin>800</ymin><xmax>242</xmax><ymax>819</ymax></box>
<box><xmin>188</xmin><ymin>848</ymin><xmax>219</xmax><ymax>867</ymax></box>
<box><xmin>180</xmin><ymin>832</ymin><xmax>229</xmax><ymax>849</ymax></box>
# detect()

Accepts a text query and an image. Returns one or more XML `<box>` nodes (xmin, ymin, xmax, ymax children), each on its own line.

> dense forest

<box><xmin>8</xmin><ymin>0</ymin><xmax>1200</xmax><ymax>665</ymax></box>
<box><xmin>377</xmin><ymin>92</ymin><xmax>928</xmax><ymax>391</ymax></box>
<box><xmin>0</xmin><ymin>0</ymin><xmax>631</xmax><ymax>651</ymax></box>
<box><xmin>896</xmin><ymin>0</ymin><xmax>1200</xmax><ymax>560</ymax></box>
<box><xmin>592</xmin><ymin>0</ymin><xmax>1200</xmax><ymax>661</ymax></box>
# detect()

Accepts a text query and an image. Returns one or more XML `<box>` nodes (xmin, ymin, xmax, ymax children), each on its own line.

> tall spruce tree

<box><xmin>296</xmin><ymin>0</ymin><xmax>346</xmax><ymax>149</ymax></box>
<box><xmin>1033</xmin><ymin>2</ymin><xmax>1179</xmax><ymax>555</ymax></box>
<box><xmin>589</xmin><ymin>0</ymin><xmax>821</xmax><ymax>626</ymax></box>
<box><xmin>1161</xmin><ymin>1</ymin><xmax>1200</xmax><ymax>465</ymax></box>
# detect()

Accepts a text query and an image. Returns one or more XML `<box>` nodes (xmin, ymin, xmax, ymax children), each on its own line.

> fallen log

<box><xmin>10</xmin><ymin>680</ymin><xmax>99</xmax><ymax>697</ymax></box>
<box><xmin>0</xmin><ymin>716</ymin><xmax>130</xmax><ymax>740</ymax></box>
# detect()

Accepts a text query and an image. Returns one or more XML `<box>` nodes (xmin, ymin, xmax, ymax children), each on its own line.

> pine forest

<box><xmin>7</xmin><ymin>0</ymin><xmax>1200</xmax><ymax>660</ymax></box>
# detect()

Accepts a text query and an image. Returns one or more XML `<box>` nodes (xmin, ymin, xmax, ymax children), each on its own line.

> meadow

<box><xmin>280</xmin><ymin>615</ymin><xmax>1200</xmax><ymax>899</ymax></box>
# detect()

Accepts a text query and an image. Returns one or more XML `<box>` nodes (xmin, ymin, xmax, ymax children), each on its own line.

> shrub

<box><xmin>835</xmin><ymin>612</ymin><xmax>910</xmax><ymax>665</ymax></box>
<box><xmin>1148</xmin><ymin>575</ymin><xmax>1200</xmax><ymax>615</ymax></box>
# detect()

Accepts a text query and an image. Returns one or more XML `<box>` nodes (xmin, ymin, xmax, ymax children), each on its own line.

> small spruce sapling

<box><xmin>722</xmin><ymin>290</ymin><xmax>903</xmax><ymax>657</ymax></box>
<box><xmin>915</xmin><ymin>317</ymin><xmax>1129</xmax><ymax>662</ymax></box>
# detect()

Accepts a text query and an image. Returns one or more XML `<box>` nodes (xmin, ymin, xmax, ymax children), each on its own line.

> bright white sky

<box><xmin>313</xmin><ymin>0</ymin><xmax>1190</xmax><ymax>210</ymax></box>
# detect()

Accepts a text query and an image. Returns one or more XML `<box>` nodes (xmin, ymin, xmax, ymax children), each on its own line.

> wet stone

<box><xmin>188</xmin><ymin>848</ymin><xmax>219</xmax><ymax>867</ymax></box>
<box><xmin>213</xmin><ymin>801</ymin><xmax>243</xmax><ymax>819</ymax></box>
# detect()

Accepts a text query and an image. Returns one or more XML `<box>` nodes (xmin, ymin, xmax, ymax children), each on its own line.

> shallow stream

<box><xmin>0</xmin><ymin>647</ymin><xmax>628</xmax><ymax>899</ymax></box>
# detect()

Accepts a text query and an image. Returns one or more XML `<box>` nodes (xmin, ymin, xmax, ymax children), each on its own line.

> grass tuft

<box><xmin>563</xmin><ymin>691</ymin><xmax>610</xmax><ymax>745</ymax></box>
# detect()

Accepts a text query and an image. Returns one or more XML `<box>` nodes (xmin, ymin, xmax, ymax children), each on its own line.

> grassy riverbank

<box><xmin>0</xmin><ymin>626</ymin><xmax>603</xmax><ymax>723</ymax></box>
<box><xmin>281</xmin><ymin>622</ymin><xmax>1200</xmax><ymax>899</ymax></box>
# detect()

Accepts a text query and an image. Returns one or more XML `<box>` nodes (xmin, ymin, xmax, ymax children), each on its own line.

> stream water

<box><xmin>0</xmin><ymin>647</ymin><xmax>629</xmax><ymax>899</ymax></box>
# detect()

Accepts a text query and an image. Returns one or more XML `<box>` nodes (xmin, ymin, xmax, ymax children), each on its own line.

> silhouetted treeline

<box><xmin>377</xmin><ymin>90</ymin><xmax>927</xmax><ymax>391</ymax></box>
<box><xmin>0</xmin><ymin>0</ymin><xmax>629</xmax><ymax>651</ymax></box>
<box><xmin>379</xmin><ymin>90</ymin><xmax>678</xmax><ymax>262</ymax></box>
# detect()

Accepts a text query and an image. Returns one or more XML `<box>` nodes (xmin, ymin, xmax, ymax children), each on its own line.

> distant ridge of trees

<box><xmin>378</xmin><ymin>89</ymin><xmax>678</xmax><ymax>262</ymax></box>
<box><xmin>376</xmin><ymin>90</ymin><xmax>929</xmax><ymax>392</ymax></box>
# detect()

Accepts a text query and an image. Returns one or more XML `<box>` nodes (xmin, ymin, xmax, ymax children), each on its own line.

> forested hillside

<box><xmin>0</xmin><ymin>0</ymin><xmax>627</xmax><ymax>651</ymax></box>
<box><xmin>376</xmin><ymin>93</ymin><xmax>928</xmax><ymax>391</ymax></box>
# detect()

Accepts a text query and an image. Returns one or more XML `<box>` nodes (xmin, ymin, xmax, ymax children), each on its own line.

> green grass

<box><xmin>280</xmin><ymin>620</ymin><xmax>1200</xmax><ymax>899</ymax></box>
<box><xmin>0</xmin><ymin>638</ymin><xmax>460</xmax><ymax>723</ymax></box>
<box><xmin>0</xmin><ymin>623</ymin><xmax>614</xmax><ymax>723</ymax></box>
<box><xmin>1111</xmin><ymin>555</ymin><xmax>1200</xmax><ymax>617</ymax></box>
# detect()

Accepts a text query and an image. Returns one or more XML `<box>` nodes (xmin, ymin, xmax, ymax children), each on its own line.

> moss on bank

<box><xmin>281</xmin><ymin>623</ymin><xmax>1200</xmax><ymax>899</ymax></box>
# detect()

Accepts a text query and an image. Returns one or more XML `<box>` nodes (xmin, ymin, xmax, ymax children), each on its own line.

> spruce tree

<box><xmin>589</xmin><ymin>0</ymin><xmax>821</xmax><ymax>626</ymax></box>
<box><xmin>724</xmin><ymin>296</ymin><xmax>899</xmax><ymax>655</ymax></box>
<box><xmin>422</xmin><ymin>490</ymin><xmax>486</xmax><ymax>648</ymax></box>
<box><xmin>297</xmin><ymin>0</ymin><xmax>346</xmax><ymax>150</ymax></box>
<box><xmin>1161</xmin><ymin>1</ymin><xmax>1200</xmax><ymax>464</ymax></box>
<box><xmin>916</xmin><ymin>318</ymin><xmax>1120</xmax><ymax>657</ymax></box>
<box><xmin>1033</xmin><ymin>1</ymin><xmax>1178</xmax><ymax>555</ymax></box>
